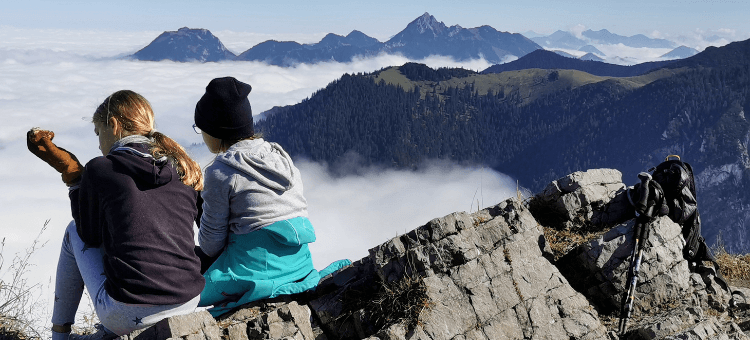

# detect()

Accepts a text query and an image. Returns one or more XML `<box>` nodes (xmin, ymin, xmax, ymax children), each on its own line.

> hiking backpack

<box><xmin>649</xmin><ymin>155</ymin><xmax>703</xmax><ymax>261</ymax></box>
<box><xmin>649</xmin><ymin>155</ymin><xmax>750</xmax><ymax>305</ymax></box>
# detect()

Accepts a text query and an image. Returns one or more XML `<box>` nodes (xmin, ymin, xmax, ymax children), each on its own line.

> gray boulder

<box><xmin>557</xmin><ymin>216</ymin><xmax>693</xmax><ymax>314</ymax></box>
<box><xmin>309</xmin><ymin>198</ymin><xmax>609</xmax><ymax>339</ymax></box>
<box><xmin>530</xmin><ymin>168</ymin><xmax>632</xmax><ymax>230</ymax></box>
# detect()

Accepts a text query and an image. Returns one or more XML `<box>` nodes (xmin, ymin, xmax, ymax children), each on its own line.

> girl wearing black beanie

<box><xmin>193</xmin><ymin>77</ymin><xmax>349</xmax><ymax>316</ymax></box>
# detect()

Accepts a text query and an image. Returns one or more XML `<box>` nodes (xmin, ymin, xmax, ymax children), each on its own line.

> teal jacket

<box><xmin>199</xmin><ymin>216</ymin><xmax>349</xmax><ymax>316</ymax></box>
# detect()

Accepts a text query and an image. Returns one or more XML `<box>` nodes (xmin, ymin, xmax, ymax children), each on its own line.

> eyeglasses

<box><xmin>192</xmin><ymin>124</ymin><xmax>202</xmax><ymax>134</ymax></box>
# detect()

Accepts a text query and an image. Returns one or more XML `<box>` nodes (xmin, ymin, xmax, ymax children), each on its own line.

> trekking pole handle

<box><xmin>637</xmin><ymin>172</ymin><xmax>652</xmax><ymax>182</ymax></box>
<box><xmin>632</xmin><ymin>172</ymin><xmax>653</xmax><ymax>215</ymax></box>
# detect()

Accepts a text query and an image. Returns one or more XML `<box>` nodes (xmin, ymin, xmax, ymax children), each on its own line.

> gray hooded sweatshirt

<box><xmin>198</xmin><ymin>139</ymin><xmax>308</xmax><ymax>257</ymax></box>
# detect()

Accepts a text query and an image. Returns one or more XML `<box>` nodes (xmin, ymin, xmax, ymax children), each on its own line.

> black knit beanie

<box><xmin>194</xmin><ymin>77</ymin><xmax>254</xmax><ymax>140</ymax></box>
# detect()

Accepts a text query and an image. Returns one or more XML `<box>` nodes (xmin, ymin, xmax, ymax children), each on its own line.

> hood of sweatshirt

<box><xmin>108</xmin><ymin>142</ymin><xmax>174</xmax><ymax>188</ymax></box>
<box><xmin>216</xmin><ymin>139</ymin><xmax>296</xmax><ymax>192</ymax></box>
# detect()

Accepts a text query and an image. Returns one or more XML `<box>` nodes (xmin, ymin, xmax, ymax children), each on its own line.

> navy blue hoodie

<box><xmin>69</xmin><ymin>142</ymin><xmax>204</xmax><ymax>305</ymax></box>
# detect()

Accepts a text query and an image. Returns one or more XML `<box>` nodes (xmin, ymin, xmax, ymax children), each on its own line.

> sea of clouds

<box><xmin>3</xmin><ymin>25</ymin><xmax>744</xmax><ymax>331</ymax></box>
<box><xmin>0</xmin><ymin>27</ymin><xmax>513</xmax><ymax>329</ymax></box>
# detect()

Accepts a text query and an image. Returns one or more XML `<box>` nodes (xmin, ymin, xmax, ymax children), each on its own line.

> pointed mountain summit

<box><xmin>130</xmin><ymin>27</ymin><xmax>235</xmax><ymax>62</ymax></box>
<box><xmin>342</xmin><ymin>30</ymin><xmax>382</xmax><ymax>48</ymax></box>
<box><xmin>579</xmin><ymin>52</ymin><xmax>604</xmax><ymax>61</ymax></box>
<box><xmin>385</xmin><ymin>13</ymin><xmax>454</xmax><ymax>45</ymax></box>
<box><xmin>660</xmin><ymin>45</ymin><xmax>699</xmax><ymax>59</ymax></box>
<box><xmin>412</xmin><ymin>12</ymin><xmax>449</xmax><ymax>37</ymax></box>
<box><xmin>382</xmin><ymin>12</ymin><xmax>540</xmax><ymax>64</ymax></box>
<box><xmin>578</xmin><ymin>45</ymin><xmax>605</xmax><ymax>56</ymax></box>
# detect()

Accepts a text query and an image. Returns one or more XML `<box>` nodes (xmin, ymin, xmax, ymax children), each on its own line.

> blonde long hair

<box><xmin>93</xmin><ymin>90</ymin><xmax>204</xmax><ymax>190</ymax></box>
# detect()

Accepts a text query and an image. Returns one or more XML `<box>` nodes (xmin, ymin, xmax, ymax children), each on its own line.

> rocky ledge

<box><xmin>119</xmin><ymin>169</ymin><xmax>750</xmax><ymax>340</ymax></box>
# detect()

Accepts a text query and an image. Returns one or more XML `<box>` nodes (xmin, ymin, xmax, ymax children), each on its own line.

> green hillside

<box><xmin>372</xmin><ymin>63</ymin><xmax>687</xmax><ymax>105</ymax></box>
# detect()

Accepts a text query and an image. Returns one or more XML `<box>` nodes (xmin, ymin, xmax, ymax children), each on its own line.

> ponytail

<box><xmin>93</xmin><ymin>90</ymin><xmax>204</xmax><ymax>191</ymax></box>
<box><xmin>150</xmin><ymin>132</ymin><xmax>204</xmax><ymax>191</ymax></box>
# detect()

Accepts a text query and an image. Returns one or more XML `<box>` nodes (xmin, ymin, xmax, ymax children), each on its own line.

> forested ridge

<box><xmin>257</xmin><ymin>62</ymin><xmax>748</xmax><ymax>183</ymax></box>
<box><xmin>481</xmin><ymin>49</ymin><xmax>676</xmax><ymax>77</ymax></box>
<box><xmin>256</xmin><ymin>40</ymin><xmax>750</xmax><ymax>252</ymax></box>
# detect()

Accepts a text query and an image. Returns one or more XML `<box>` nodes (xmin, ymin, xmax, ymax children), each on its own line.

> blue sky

<box><xmin>3</xmin><ymin>0</ymin><xmax>750</xmax><ymax>41</ymax></box>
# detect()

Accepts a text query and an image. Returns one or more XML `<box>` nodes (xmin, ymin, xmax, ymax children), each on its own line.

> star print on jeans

<box><xmin>133</xmin><ymin>316</ymin><xmax>143</xmax><ymax>325</ymax></box>
<box><xmin>81</xmin><ymin>243</ymin><xmax>90</xmax><ymax>254</ymax></box>
<box><xmin>54</xmin><ymin>295</ymin><xmax>59</xmax><ymax>302</ymax></box>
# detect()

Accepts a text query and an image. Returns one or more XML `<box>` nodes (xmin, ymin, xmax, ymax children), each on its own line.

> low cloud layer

<box><xmin>298</xmin><ymin>159</ymin><xmax>517</xmax><ymax>269</ymax></box>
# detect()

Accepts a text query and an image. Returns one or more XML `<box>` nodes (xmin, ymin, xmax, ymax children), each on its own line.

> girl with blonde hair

<box><xmin>28</xmin><ymin>90</ymin><xmax>205</xmax><ymax>339</ymax></box>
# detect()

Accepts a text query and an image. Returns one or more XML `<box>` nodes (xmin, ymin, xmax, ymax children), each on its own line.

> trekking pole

<box><xmin>618</xmin><ymin>217</ymin><xmax>651</xmax><ymax>335</ymax></box>
<box><xmin>619</xmin><ymin>172</ymin><xmax>659</xmax><ymax>335</ymax></box>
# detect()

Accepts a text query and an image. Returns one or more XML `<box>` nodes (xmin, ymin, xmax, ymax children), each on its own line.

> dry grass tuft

<box><xmin>338</xmin><ymin>273</ymin><xmax>432</xmax><ymax>335</ymax></box>
<box><xmin>366</xmin><ymin>275</ymin><xmax>432</xmax><ymax>330</ymax></box>
<box><xmin>542</xmin><ymin>226</ymin><xmax>603</xmax><ymax>261</ymax></box>
<box><xmin>0</xmin><ymin>221</ymin><xmax>50</xmax><ymax>339</ymax></box>
<box><xmin>0</xmin><ymin>316</ymin><xmax>28</xmax><ymax>340</ymax></box>
<box><xmin>714</xmin><ymin>248</ymin><xmax>750</xmax><ymax>285</ymax></box>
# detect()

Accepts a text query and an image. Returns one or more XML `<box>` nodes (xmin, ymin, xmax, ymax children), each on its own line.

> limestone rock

<box><xmin>557</xmin><ymin>216</ymin><xmax>692</xmax><ymax>314</ymax></box>
<box><xmin>119</xmin><ymin>301</ymin><xmax>315</xmax><ymax>340</ymax></box>
<box><xmin>632</xmin><ymin>316</ymin><xmax>750</xmax><ymax>340</ymax></box>
<box><xmin>531</xmin><ymin>168</ymin><xmax>631</xmax><ymax>230</ymax></box>
<box><xmin>309</xmin><ymin>198</ymin><xmax>609</xmax><ymax>339</ymax></box>
<box><xmin>118</xmin><ymin>311</ymin><xmax>218</xmax><ymax>340</ymax></box>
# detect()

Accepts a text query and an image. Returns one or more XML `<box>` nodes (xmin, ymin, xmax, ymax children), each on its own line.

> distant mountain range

<box><xmin>130</xmin><ymin>13</ymin><xmax>540</xmax><ymax>65</ymax></box>
<box><xmin>253</xmin><ymin>38</ymin><xmax>750</xmax><ymax>254</ymax></box>
<box><xmin>129</xmin><ymin>13</ymin><xmax>695</xmax><ymax>67</ymax></box>
<box><xmin>531</xmin><ymin>29</ymin><xmax>677</xmax><ymax>51</ymax></box>
<box><xmin>234</xmin><ymin>30</ymin><xmax>382</xmax><ymax>65</ymax></box>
